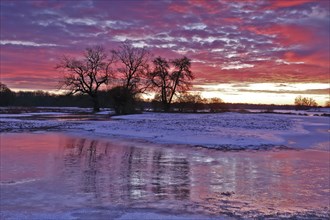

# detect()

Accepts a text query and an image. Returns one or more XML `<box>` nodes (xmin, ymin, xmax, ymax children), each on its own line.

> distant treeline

<box><xmin>0</xmin><ymin>88</ymin><xmax>110</xmax><ymax>108</ymax></box>
<box><xmin>2</xmin><ymin>84</ymin><xmax>317</xmax><ymax>113</ymax></box>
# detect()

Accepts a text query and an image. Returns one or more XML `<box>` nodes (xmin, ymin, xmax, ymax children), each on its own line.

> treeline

<box><xmin>0</xmin><ymin>85</ymin><xmax>109</xmax><ymax>108</ymax></box>
<box><xmin>2</xmin><ymin>83</ymin><xmax>322</xmax><ymax>113</ymax></box>
<box><xmin>0</xmin><ymin>84</ymin><xmax>228</xmax><ymax>112</ymax></box>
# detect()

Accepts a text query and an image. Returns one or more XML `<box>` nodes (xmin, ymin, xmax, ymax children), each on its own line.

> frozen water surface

<box><xmin>1</xmin><ymin>132</ymin><xmax>329</xmax><ymax>219</ymax></box>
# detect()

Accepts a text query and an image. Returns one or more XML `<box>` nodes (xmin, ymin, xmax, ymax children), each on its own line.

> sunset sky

<box><xmin>0</xmin><ymin>0</ymin><xmax>329</xmax><ymax>105</ymax></box>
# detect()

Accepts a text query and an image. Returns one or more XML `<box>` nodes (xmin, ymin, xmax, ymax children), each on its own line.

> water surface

<box><xmin>1</xmin><ymin>132</ymin><xmax>329</xmax><ymax>219</ymax></box>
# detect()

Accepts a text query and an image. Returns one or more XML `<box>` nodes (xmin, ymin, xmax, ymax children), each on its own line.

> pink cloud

<box><xmin>244</xmin><ymin>24</ymin><xmax>313</xmax><ymax>45</ymax></box>
<box><xmin>0</xmin><ymin>0</ymin><xmax>329</xmax><ymax>94</ymax></box>
<box><xmin>266</xmin><ymin>0</ymin><xmax>315</xmax><ymax>9</ymax></box>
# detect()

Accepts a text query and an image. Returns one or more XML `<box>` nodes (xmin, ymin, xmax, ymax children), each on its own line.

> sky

<box><xmin>0</xmin><ymin>0</ymin><xmax>329</xmax><ymax>105</ymax></box>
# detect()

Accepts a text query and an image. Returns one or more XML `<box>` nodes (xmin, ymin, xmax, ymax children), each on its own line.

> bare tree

<box><xmin>112</xmin><ymin>41</ymin><xmax>150</xmax><ymax>94</ymax></box>
<box><xmin>148</xmin><ymin>57</ymin><xmax>170</xmax><ymax>110</ymax></box>
<box><xmin>294</xmin><ymin>95</ymin><xmax>318</xmax><ymax>110</ymax></box>
<box><xmin>149</xmin><ymin>56</ymin><xmax>194</xmax><ymax>112</ymax></box>
<box><xmin>57</xmin><ymin>46</ymin><xmax>113</xmax><ymax>112</ymax></box>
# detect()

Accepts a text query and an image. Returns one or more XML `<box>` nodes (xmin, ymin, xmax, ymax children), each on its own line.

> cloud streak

<box><xmin>0</xmin><ymin>40</ymin><xmax>59</xmax><ymax>47</ymax></box>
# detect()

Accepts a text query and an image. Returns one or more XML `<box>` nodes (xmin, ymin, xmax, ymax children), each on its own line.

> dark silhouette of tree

<box><xmin>149</xmin><ymin>56</ymin><xmax>194</xmax><ymax>112</ymax></box>
<box><xmin>112</xmin><ymin>41</ymin><xmax>150</xmax><ymax>94</ymax></box>
<box><xmin>208</xmin><ymin>97</ymin><xmax>226</xmax><ymax>112</ymax></box>
<box><xmin>0</xmin><ymin>82</ymin><xmax>14</xmax><ymax>106</ymax></box>
<box><xmin>57</xmin><ymin>46</ymin><xmax>113</xmax><ymax>112</ymax></box>
<box><xmin>108</xmin><ymin>86</ymin><xmax>136</xmax><ymax>115</ymax></box>
<box><xmin>177</xmin><ymin>93</ymin><xmax>204</xmax><ymax>112</ymax></box>
<box><xmin>149</xmin><ymin>57</ymin><xmax>170</xmax><ymax>111</ymax></box>
<box><xmin>294</xmin><ymin>95</ymin><xmax>318</xmax><ymax>110</ymax></box>
<box><xmin>110</xmin><ymin>42</ymin><xmax>150</xmax><ymax>114</ymax></box>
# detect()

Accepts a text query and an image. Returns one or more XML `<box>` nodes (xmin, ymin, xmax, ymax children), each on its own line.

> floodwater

<box><xmin>1</xmin><ymin>133</ymin><xmax>329</xmax><ymax>219</ymax></box>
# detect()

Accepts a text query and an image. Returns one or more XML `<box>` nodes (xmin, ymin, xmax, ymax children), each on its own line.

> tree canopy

<box><xmin>112</xmin><ymin>41</ymin><xmax>150</xmax><ymax>94</ymax></box>
<box><xmin>149</xmin><ymin>56</ymin><xmax>194</xmax><ymax>111</ymax></box>
<box><xmin>57</xmin><ymin>46</ymin><xmax>113</xmax><ymax>112</ymax></box>
<box><xmin>294</xmin><ymin>95</ymin><xmax>318</xmax><ymax>110</ymax></box>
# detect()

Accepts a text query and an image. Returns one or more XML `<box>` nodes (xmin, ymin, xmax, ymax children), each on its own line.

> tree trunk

<box><xmin>91</xmin><ymin>95</ymin><xmax>100</xmax><ymax>112</ymax></box>
<box><xmin>163</xmin><ymin>102</ymin><xmax>170</xmax><ymax>112</ymax></box>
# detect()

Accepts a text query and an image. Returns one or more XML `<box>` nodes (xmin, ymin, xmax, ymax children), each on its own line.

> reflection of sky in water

<box><xmin>28</xmin><ymin>114</ymin><xmax>112</xmax><ymax>121</ymax></box>
<box><xmin>1</xmin><ymin>133</ymin><xmax>329</xmax><ymax>218</ymax></box>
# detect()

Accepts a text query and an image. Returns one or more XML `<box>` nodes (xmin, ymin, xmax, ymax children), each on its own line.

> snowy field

<box><xmin>1</xmin><ymin>108</ymin><xmax>329</xmax><ymax>151</ymax></box>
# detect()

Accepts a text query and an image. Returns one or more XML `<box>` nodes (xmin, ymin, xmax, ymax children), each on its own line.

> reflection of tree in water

<box><xmin>151</xmin><ymin>150</ymin><xmax>190</xmax><ymax>200</ymax></box>
<box><xmin>82</xmin><ymin>140</ymin><xmax>98</xmax><ymax>194</ymax></box>
<box><xmin>151</xmin><ymin>150</ymin><xmax>167</xmax><ymax>199</ymax></box>
<box><xmin>63</xmin><ymin>138</ymin><xmax>103</xmax><ymax>198</ymax></box>
<box><xmin>170</xmin><ymin>157</ymin><xmax>190</xmax><ymax>200</ymax></box>
<box><xmin>60</xmin><ymin>137</ymin><xmax>330</xmax><ymax>217</ymax></box>
<box><xmin>62</xmin><ymin>137</ymin><xmax>191</xmax><ymax>204</ymax></box>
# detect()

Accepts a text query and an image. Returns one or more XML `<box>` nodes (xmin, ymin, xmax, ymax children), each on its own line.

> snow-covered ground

<box><xmin>246</xmin><ymin>108</ymin><xmax>330</xmax><ymax>115</ymax></box>
<box><xmin>93</xmin><ymin>113</ymin><xmax>300</xmax><ymax>148</ymax></box>
<box><xmin>1</xmin><ymin>110</ymin><xmax>329</xmax><ymax>150</ymax></box>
